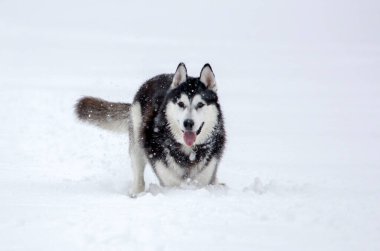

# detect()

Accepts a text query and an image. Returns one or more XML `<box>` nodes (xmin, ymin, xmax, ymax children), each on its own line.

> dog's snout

<box><xmin>183</xmin><ymin>119</ymin><xmax>194</xmax><ymax>131</ymax></box>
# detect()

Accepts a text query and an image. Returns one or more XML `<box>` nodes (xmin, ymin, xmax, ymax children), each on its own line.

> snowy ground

<box><xmin>1</xmin><ymin>1</ymin><xmax>380</xmax><ymax>250</ymax></box>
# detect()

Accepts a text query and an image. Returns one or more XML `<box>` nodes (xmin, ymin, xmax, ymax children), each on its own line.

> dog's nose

<box><xmin>183</xmin><ymin>119</ymin><xmax>194</xmax><ymax>131</ymax></box>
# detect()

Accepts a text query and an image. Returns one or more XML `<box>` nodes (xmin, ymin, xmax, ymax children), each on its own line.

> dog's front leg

<box><xmin>128</xmin><ymin>103</ymin><xmax>146</xmax><ymax>197</ymax></box>
<box><xmin>128</xmin><ymin>144</ymin><xmax>146</xmax><ymax>197</ymax></box>
<box><xmin>194</xmin><ymin>158</ymin><xmax>220</xmax><ymax>186</ymax></box>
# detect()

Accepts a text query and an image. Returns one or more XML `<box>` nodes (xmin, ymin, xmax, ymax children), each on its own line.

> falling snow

<box><xmin>1</xmin><ymin>1</ymin><xmax>380</xmax><ymax>251</ymax></box>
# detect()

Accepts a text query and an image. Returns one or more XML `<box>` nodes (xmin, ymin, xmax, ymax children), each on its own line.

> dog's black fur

<box><xmin>135</xmin><ymin>73</ymin><xmax>225</xmax><ymax>178</ymax></box>
<box><xmin>76</xmin><ymin>63</ymin><xmax>226</xmax><ymax>194</ymax></box>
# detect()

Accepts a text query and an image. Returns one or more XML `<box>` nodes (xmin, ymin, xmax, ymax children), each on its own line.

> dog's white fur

<box><xmin>165</xmin><ymin>94</ymin><xmax>218</xmax><ymax>147</ymax></box>
<box><xmin>76</xmin><ymin>63</ymin><xmax>225</xmax><ymax>197</ymax></box>
<box><xmin>129</xmin><ymin>103</ymin><xmax>147</xmax><ymax>195</ymax></box>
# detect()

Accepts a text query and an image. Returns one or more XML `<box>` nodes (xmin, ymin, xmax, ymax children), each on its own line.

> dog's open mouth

<box><xmin>184</xmin><ymin>131</ymin><xmax>196</xmax><ymax>146</ymax></box>
<box><xmin>183</xmin><ymin>122</ymin><xmax>204</xmax><ymax>147</ymax></box>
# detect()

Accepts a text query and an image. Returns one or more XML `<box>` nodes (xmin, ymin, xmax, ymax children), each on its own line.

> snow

<box><xmin>1</xmin><ymin>0</ymin><xmax>380</xmax><ymax>250</ymax></box>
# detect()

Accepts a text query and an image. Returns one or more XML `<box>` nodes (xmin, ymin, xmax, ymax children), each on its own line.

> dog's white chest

<box><xmin>154</xmin><ymin>157</ymin><xmax>217</xmax><ymax>187</ymax></box>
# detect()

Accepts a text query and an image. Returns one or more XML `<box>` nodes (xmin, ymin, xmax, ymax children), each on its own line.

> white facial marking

<box><xmin>165</xmin><ymin>93</ymin><xmax>218</xmax><ymax>147</ymax></box>
<box><xmin>165</xmin><ymin>94</ymin><xmax>190</xmax><ymax>145</ymax></box>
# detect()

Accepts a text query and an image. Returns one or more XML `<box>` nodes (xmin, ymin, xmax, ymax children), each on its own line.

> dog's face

<box><xmin>165</xmin><ymin>63</ymin><xmax>220</xmax><ymax>147</ymax></box>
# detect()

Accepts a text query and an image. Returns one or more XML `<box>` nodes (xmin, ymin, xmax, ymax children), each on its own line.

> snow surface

<box><xmin>1</xmin><ymin>0</ymin><xmax>380</xmax><ymax>250</ymax></box>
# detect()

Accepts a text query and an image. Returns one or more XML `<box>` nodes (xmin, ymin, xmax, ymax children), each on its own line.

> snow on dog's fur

<box><xmin>75</xmin><ymin>63</ymin><xmax>226</xmax><ymax>197</ymax></box>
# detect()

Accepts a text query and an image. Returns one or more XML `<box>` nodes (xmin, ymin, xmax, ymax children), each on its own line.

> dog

<box><xmin>75</xmin><ymin>63</ymin><xmax>226</xmax><ymax>196</ymax></box>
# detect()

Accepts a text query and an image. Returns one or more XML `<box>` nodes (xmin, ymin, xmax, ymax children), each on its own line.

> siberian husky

<box><xmin>75</xmin><ymin>63</ymin><xmax>226</xmax><ymax>196</ymax></box>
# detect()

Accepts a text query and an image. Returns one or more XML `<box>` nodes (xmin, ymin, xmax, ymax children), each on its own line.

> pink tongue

<box><xmin>184</xmin><ymin>132</ymin><xmax>196</xmax><ymax>146</ymax></box>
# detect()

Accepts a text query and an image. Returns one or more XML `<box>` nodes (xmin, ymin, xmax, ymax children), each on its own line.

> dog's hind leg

<box><xmin>128</xmin><ymin>103</ymin><xmax>146</xmax><ymax>197</ymax></box>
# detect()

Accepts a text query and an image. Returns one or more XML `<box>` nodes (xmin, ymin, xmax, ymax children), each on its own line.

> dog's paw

<box><xmin>128</xmin><ymin>190</ymin><xmax>145</xmax><ymax>198</ymax></box>
<box><xmin>213</xmin><ymin>182</ymin><xmax>227</xmax><ymax>189</ymax></box>
<box><xmin>128</xmin><ymin>192</ymin><xmax>143</xmax><ymax>198</ymax></box>
<box><xmin>206</xmin><ymin>182</ymin><xmax>228</xmax><ymax>195</ymax></box>
<box><xmin>128</xmin><ymin>184</ymin><xmax>145</xmax><ymax>198</ymax></box>
<box><xmin>211</xmin><ymin>177</ymin><xmax>226</xmax><ymax>187</ymax></box>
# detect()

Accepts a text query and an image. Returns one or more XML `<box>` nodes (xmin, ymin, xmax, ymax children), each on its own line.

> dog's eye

<box><xmin>178</xmin><ymin>101</ymin><xmax>185</xmax><ymax>108</ymax></box>
<box><xmin>196</xmin><ymin>102</ymin><xmax>205</xmax><ymax>109</ymax></box>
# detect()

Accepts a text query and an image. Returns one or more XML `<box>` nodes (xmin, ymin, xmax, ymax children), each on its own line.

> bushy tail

<box><xmin>75</xmin><ymin>97</ymin><xmax>131</xmax><ymax>133</ymax></box>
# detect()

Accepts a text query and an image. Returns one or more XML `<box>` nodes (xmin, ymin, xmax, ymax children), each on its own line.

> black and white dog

<box><xmin>75</xmin><ymin>63</ymin><xmax>226</xmax><ymax>196</ymax></box>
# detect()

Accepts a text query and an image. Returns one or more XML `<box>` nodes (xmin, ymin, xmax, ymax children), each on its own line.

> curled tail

<box><xmin>75</xmin><ymin>97</ymin><xmax>131</xmax><ymax>133</ymax></box>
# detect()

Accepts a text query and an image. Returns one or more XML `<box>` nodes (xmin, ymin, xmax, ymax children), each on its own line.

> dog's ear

<box><xmin>200</xmin><ymin>63</ymin><xmax>217</xmax><ymax>91</ymax></box>
<box><xmin>171</xmin><ymin>62</ymin><xmax>187</xmax><ymax>88</ymax></box>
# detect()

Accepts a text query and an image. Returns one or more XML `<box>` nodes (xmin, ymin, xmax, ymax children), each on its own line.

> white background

<box><xmin>1</xmin><ymin>0</ymin><xmax>379</xmax><ymax>250</ymax></box>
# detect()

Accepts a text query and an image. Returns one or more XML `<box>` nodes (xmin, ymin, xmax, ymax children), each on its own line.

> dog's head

<box><xmin>165</xmin><ymin>63</ymin><xmax>221</xmax><ymax>148</ymax></box>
